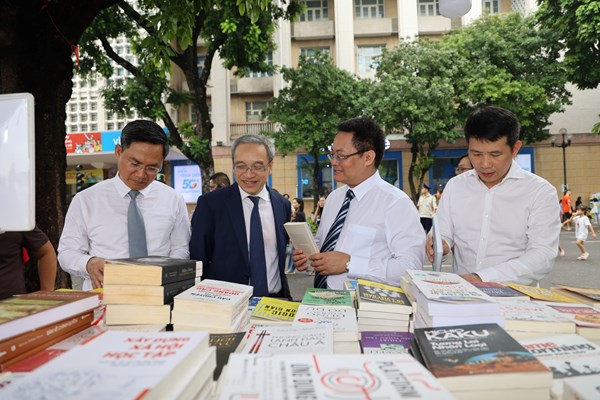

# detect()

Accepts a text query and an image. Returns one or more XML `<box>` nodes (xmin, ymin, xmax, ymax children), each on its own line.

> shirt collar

<box><xmin>472</xmin><ymin>159</ymin><xmax>525</xmax><ymax>189</ymax></box>
<box><xmin>345</xmin><ymin>170</ymin><xmax>379</xmax><ymax>202</ymax></box>
<box><xmin>113</xmin><ymin>172</ymin><xmax>153</xmax><ymax>198</ymax></box>
<box><xmin>239</xmin><ymin>184</ymin><xmax>271</xmax><ymax>203</ymax></box>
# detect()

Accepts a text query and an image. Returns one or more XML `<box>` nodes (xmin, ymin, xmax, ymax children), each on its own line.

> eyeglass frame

<box><xmin>454</xmin><ymin>166</ymin><xmax>473</xmax><ymax>174</ymax></box>
<box><xmin>233</xmin><ymin>163</ymin><xmax>272</xmax><ymax>174</ymax></box>
<box><xmin>326</xmin><ymin>149</ymin><xmax>368</xmax><ymax>162</ymax></box>
<box><xmin>127</xmin><ymin>159</ymin><xmax>162</xmax><ymax>175</ymax></box>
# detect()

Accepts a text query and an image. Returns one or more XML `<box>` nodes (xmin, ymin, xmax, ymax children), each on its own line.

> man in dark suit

<box><xmin>190</xmin><ymin>134</ymin><xmax>292</xmax><ymax>298</ymax></box>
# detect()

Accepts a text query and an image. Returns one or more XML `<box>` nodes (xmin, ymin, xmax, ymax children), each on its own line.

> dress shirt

<box><xmin>436</xmin><ymin>160</ymin><xmax>560</xmax><ymax>285</ymax></box>
<box><xmin>417</xmin><ymin>193</ymin><xmax>437</xmax><ymax>218</ymax></box>
<box><xmin>58</xmin><ymin>174</ymin><xmax>190</xmax><ymax>290</ymax></box>
<box><xmin>316</xmin><ymin>171</ymin><xmax>425</xmax><ymax>290</ymax></box>
<box><xmin>238</xmin><ymin>185</ymin><xmax>282</xmax><ymax>295</ymax></box>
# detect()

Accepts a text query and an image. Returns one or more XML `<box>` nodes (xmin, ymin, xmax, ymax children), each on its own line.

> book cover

<box><xmin>563</xmin><ymin>374</ymin><xmax>600</xmax><ymax>400</ymax></box>
<box><xmin>542</xmin><ymin>302</ymin><xmax>600</xmax><ymax>328</ymax></box>
<box><xmin>414</xmin><ymin>323</ymin><xmax>551</xmax><ymax>391</ymax></box>
<box><xmin>343</xmin><ymin>279</ymin><xmax>358</xmax><ymax>291</ymax></box>
<box><xmin>505</xmin><ymin>283</ymin><xmax>579</xmax><ymax>303</ymax></box>
<box><xmin>553</xmin><ymin>285</ymin><xmax>600</xmax><ymax>310</ymax></box>
<box><xmin>356</xmin><ymin>279</ymin><xmax>412</xmax><ymax>314</ymax></box>
<box><xmin>360</xmin><ymin>331</ymin><xmax>414</xmax><ymax>354</ymax></box>
<box><xmin>301</xmin><ymin>288</ymin><xmax>353</xmax><ymax>308</ymax></box>
<box><xmin>0</xmin><ymin>331</ymin><xmax>212</xmax><ymax>399</ymax></box>
<box><xmin>0</xmin><ymin>310</ymin><xmax>92</xmax><ymax>365</ymax></box>
<box><xmin>248</xmin><ymin>296</ymin><xmax>262</xmax><ymax>312</ymax></box>
<box><xmin>283</xmin><ymin>222</ymin><xmax>319</xmax><ymax>258</ymax></box>
<box><xmin>0</xmin><ymin>291</ymin><xmax>100</xmax><ymax>342</ymax></box>
<box><xmin>104</xmin><ymin>256</ymin><xmax>202</xmax><ymax>286</ymax></box>
<box><xmin>415</xmin><ymin>304</ymin><xmax>505</xmax><ymax>329</ymax></box>
<box><xmin>218</xmin><ymin>353</ymin><xmax>454</xmax><ymax>399</ymax></box>
<box><xmin>103</xmin><ymin>277</ymin><xmax>198</xmax><ymax>306</ymax></box>
<box><xmin>250</xmin><ymin>297</ymin><xmax>299</xmax><ymax>323</ymax></box>
<box><xmin>292</xmin><ymin>304</ymin><xmax>358</xmax><ymax>342</ymax></box>
<box><xmin>499</xmin><ymin>301</ymin><xmax>576</xmax><ymax>333</ymax></box>
<box><xmin>241</xmin><ymin>324</ymin><xmax>334</xmax><ymax>355</ymax></box>
<box><xmin>472</xmin><ymin>282</ymin><xmax>531</xmax><ymax>301</ymax></box>
<box><xmin>209</xmin><ymin>332</ymin><xmax>245</xmax><ymax>380</ymax></box>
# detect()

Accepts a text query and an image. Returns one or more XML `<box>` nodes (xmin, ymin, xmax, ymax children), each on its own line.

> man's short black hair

<box><xmin>210</xmin><ymin>172</ymin><xmax>231</xmax><ymax>188</ymax></box>
<box><xmin>121</xmin><ymin>120</ymin><xmax>169</xmax><ymax>158</ymax></box>
<box><xmin>464</xmin><ymin>106</ymin><xmax>520</xmax><ymax>149</ymax></box>
<box><xmin>337</xmin><ymin>117</ymin><xmax>386</xmax><ymax>168</ymax></box>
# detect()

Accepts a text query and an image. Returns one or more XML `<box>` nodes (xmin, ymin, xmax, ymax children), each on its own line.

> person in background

<box><xmin>293</xmin><ymin>117</ymin><xmax>425</xmax><ymax>290</ymax></box>
<box><xmin>575</xmin><ymin>196</ymin><xmax>583</xmax><ymax>211</ymax></box>
<box><xmin>427</xmin><ymin>106</ymin><xmax>560</xmax><ymax>285</ymax></box>
<box><xmin>417</xmin><ymin>183</ymin><xmax>437</xmax><ymax>233</ymax></box>
<box><xmin>562</xmin><ymin>205</ymin><xmax>596</xmax><ymax>261</ymax></box>
<box><xmin>58</xmin><ymin>120</ymin><xmax>190</xmax><ymax>290</ymax></box>
<box><xmin>189</xmin><ymin>134</ymin><xmax>292</xmax><ymax>298</ymax></box>
<box><xmin>286</xmin><ymin>197</ymin><xmax>307</xmax><ymax>274</ymax></box>
<box><xmin>435</xmin><ymin>184</ymin><xmax>444</xmax><ymax>203</ymax></box>
<box><xmin>455</xmin><ymin>153</ymin><xmax>473</xmax><ymax>175</ymax></box>
<box><xmin>312</xmin><ymin>196</ymin><xmax>326</xmax><ymax>226</ymax></box>
<box><xmin>0</xmin><ymin>227</ymin><xmax>57</xmax><ymax>300</ymax></box>
<box><xmin>209</xmin><ymin>172</ymin><xmax>231</xmax><ymax>192</ymax></box>
<box><xmin>562</xmin><ymin>190</ymin><xmax>573</xmax><ymax>230</ymax></box>
<box><xmin>591</xmin><ymin>199</ymin><xmax>599</xmax><ymax>225</ymax></box>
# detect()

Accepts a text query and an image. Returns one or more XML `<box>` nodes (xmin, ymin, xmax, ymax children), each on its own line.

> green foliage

<box><xmin>175</xmin><ymin>121</ymin><xmax>210</xmax><ymax>161</ymax></box>
<box><xmin>536</xmin><ymin>0</ymin><xmax>600</xmax><ymax>90</ymax></box>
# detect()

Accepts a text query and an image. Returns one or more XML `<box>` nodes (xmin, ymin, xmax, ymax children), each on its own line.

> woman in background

<box><xmin>311</xmin><ymin>196</ymin><xmax>326</xmax><ymax>226</ymax></box>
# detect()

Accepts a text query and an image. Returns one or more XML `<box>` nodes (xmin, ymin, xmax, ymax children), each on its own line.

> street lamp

<box><xmin>550</xmin><ymin>128</ymin><xmax>572</xmax><ymax>192</ymax></box>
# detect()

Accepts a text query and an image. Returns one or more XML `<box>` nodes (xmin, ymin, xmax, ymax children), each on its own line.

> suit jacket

<box><xmin>189</xmin><ymin>183</ymin><xmax>292</xmax><ymax>299</ymax></box>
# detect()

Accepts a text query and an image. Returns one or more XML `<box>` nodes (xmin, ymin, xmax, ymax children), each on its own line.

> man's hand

<box><xmin>86</xmin><ymin>257</ymin><xmax>105</xmax><ymax>289</ymax></box>
<box><xmin>292</xmin><ymin>248</ymin><xmax>309</xmax><ymax>272</ymax></box>
<box><xmin>460</xmin><ymin>273</ymin><xmax>483</xmax><ymax>283</ymax></box>
<box><xmin>309</xmin><ymin>251</ymin><xmax>350</xmax><ymax>276</ymax></box>
<box><xmin>425</xmin><ymin>235</ymin><xmax>450</xmax><ymax>262</ymax></box>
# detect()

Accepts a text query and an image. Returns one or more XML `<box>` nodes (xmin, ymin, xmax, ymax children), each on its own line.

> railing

<box><xmin>229</xmin><ymin>121</ymin><xmax>275</xmax><ymax>141</ymax></box>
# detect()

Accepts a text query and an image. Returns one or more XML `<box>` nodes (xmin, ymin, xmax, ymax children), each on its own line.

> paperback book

<box><xmin>283</xmin><ymin>222</ymin><xmax>318</xmax><ymax>270</ymax></box>
<box><xmin>292</xmin><ymin>304</ymin><xmax>358</xmax><ymax>342</ymax></box>
<box><xmin>542</xmin><ymin>302</ymin><xmax>600</xmax><ymax>328</ymax></box>
<box><xmin>356</xmin><ymin>279</ymin><xmax>412</xmax><ymax>314</ymax></box>
<box><xmin>241</xmin><ymin>324</ymin><xmax>334</xmax><ymax>355</ymax></box>
<box><xmin>360</xmin><ymin>331</ymin><xmax>414</xmax><ymax>354</ymax></box>
<box><xmin>499</xmin><ymin>301</ymin><xmax>576</xmax><ymax>334</ymax></box>
<box><xmin>104</xmin><ymin>256</ymin><xmax>202</xmax><ymax>286</ymax></box>
<box><xmin>472</xmin><ymin>281</ymin><xmax>531</xmax><ymax>301</ymax></box>
<box><xmin>552</xmin><ymin>284</ymin><xmax>600</xmax><ymax>310</ymax></box>
<box><xmin>249</xmin><ymin>297</ymin><xmax>299</xmax><ymax>325</ymax></box>
<box><xmin>301</xmin><ymin>288</ymin><xmax>353</xmax><ymax>308</ymax></box>
<box><xmin>104</xmin><ymin>304</ymin><xmax>171</xmax><ymax>325</ymax></box>
<box><xmin>505</xmin><ymin>283</ymin><xmax>579</xmax><ymax>303</ymax></box>
<box><xmin>209</xmin><ymin>332</ymin><xmax>246</xmax><ymax>380</ymax></box>
<box><xmin>102</xmin><ymin>278</ymin><xmax>198</xmax><ymax>306</ymax></box>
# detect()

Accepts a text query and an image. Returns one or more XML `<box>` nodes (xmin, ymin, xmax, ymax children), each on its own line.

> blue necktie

<box><xmin>128</xmin><ymin>190</ymin><xmax>148</xmax><ymax>258</ymax></box>
<box><xmin>314</xmin><ymin>189</ymin><xmax>355</xmax><ymax>289</ymax></box>
<box><xmin>249</xmin><ymin>196</ymin><xmax>269</xmax><ymax>296</ymax></box>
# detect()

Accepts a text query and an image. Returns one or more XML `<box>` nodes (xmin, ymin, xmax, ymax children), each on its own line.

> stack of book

<box><xmin>499</xmin><ymin>301</ymin><xmax>576</xmax><ymax>340</ymax></box>
<box><xmin>171</xmin><ymin>279</ymin><xmax>253</xmax><ymax>333</ymax></box>
<box><xmin>209</xmin><ymin>332</ymin><xmax>246</xmax><ymax>381</ymax></box>
<box><xmin>0</xmin><ymin>291</ymin><xmax>99</xmax><ymax>371</ymax></box>
<box><xmin>360</xmin><ymin>331</ymin><xmax>414</xmax><ymax>354</ymax></box>
<box><xmin>103</xmin><ymin>256</ymin><xmax>202</xmax><ymax>326</ymax></box>
<box><xmin>472</xmin><ymin>281</ymin><xmax>531</xmax><ymax>302</ymax></box>
<box><xmin>541</xmin><ymin>302</ymin><xmax>600</xmax><ymax>345</ymax></box>
<box><xmin>520</xmin><ymin>333</ymin><xmax>600</xmax><ymax>399</ymax></box>
<box><xmin>218</xmin><ymin>353</ymin><xmax>454</xmax><ymax>399</ymax></box>
<box><xmin>248</xmin><ymin>297</ymin><xmax>299</xmax><ymax>326</ymax></box>
<box><xmin>551</xmin><ymin>284</ymin><xmax>600</xmax><ymax>310</ymax></box>
<box><xmin>413</xmin><ymin>323</ymin><xmax>553</xmax><ymax>399</ymax></box>
<box><xmin>355</xmin><ymin>279</ymin><xmax>412</xmax><ymax>332</ymax></box>
<box><xmin>240</xmin><ymin>324</ymin><xmax>334</xmax><ymax>355</ymax></box>
<box><xmin>406</xmin><ymin>270</ymin><xmax>503</xmax><ymax>329</ymax></box>
<box><xmin>0</xmin><ymin>331</ymin><xmax>216</xmax><ymax>399</ymax></box>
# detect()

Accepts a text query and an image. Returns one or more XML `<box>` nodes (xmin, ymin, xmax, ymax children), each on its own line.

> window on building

<box><xmin>70</xmin><ymin>114</ymin><xmax>77</xmax><ymax>123</ymax></box>
<box><xmin>418</xmin><ymin>0</ymin><xmax>439</xmax><ymax>16</ymax></box>
<box><xmin>197</xmin><ymin>55</ymin><xmax>207</xmax><ymax>76</ymax></box>
<box><xmin>355</xmin><ymin>0</ymin><xmax>384</xmax><ymax>18</ymax></box>
<box><xmin>90</xmin><ymin>103</ymin><xmax>97</xmax><ymax>111</ymax></box>
<box><xmin>69</xmin><ymin>104</ymin><xmax>77</xmax><ymax>112</ymax></box>
<box><xmin>107</xmin><ymin>122</ymin><xmax>114</xmax><ymax>130</ymax></box>
<box><xmin>247</xmin><ymin>53</ymin><xmax>274</xmax><ymax>78</ymax></box>
<box><xmin>91</xmin><ymin>113</ymin><xmax>97</xmax><ymax>122</ymax></box>
<box><xmin>118</xmin><ymin>122</ymin><xmax>125</xmax><ymax>129</ymax></box>
<box><xmin>245</xmin><ymin>101</ymin><xmax>271</xmax><ymax>122</ymax></box>
<box><xmin>69</xmin><ymin>125</ymin><xmax>77</xmax><ymax>132</ymax></box>
<box><xmin>116</xmin><ymin>67</ymin><xmax>124</xmax><ymax>77</ymax></box>
<box><xmin>80</xmin><ymin>124</ymin><xmax>88</xmax><ymax>132</ymax></box>
<box><xmin>297</xmin><ymin>155</ymin><xmax>333</xmax><ymax>199</ymax></box>
<box><xmin>80</xmin><ymin>103</ymin><xmax>88</xmax><ymax>112</ymax></box>
<box><xmin>116</xmin><ymin>46</ymin><xmax>123</xmax><ymax>55</ymax></box>
<box><xmin>80</xmin><ymin>114</ymin><xmax>88</xmax><ymax>122</ymax></box>
<box><xmin>357</xmin><ymin>45</ymin><xmax>384</xmax><ymax>73</ymax></box>
<box><xmin>80</xmin><ymin>81</ymin><xmax>87</xmax><ymax>88</ymax></box>
<box><xmin>483</xmin><ymin>0</ymin><xmax>499</xmax><ymax>14</ymax></box>
<box><xmin>300</xmin><ymin>0</ymin><xmax>328</xmax><ymax>22</ymax></box>
<box><xmin>90</xmin><ymin>123</ymin><xmax>98</xmax><ymax>131</ymax></box>
<box><xmin>300</xmin><ymin>47</ymin><xmax>330</xmax><ymax>60</ymax></box>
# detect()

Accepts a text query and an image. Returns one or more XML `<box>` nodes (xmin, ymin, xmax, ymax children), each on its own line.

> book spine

<box><xmin>163</xmin><ymin>279</ymin><xmax>198</xmax><ymax>304</ymax></box>
<box><xmin>0</xmin><ymin>311</ymin><xmax>93</xmax><ymax>365</ymax></box>
<box><xmin>161</xmin><ymin>262</ymin><xmax>199</xmax><ymax>285</ymax></box>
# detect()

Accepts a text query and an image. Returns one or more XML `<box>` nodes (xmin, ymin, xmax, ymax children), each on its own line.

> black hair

<box><xmin>121</xmin><ymin>120</ymin><xmax>169</xmax><ymax>158</ymax></box>
<box><xmin>210</xmin><ymin>172</ymin><xmax>231</xmax><ymax>188</ymax></box>
<box><xmin>293</xmin><ymin>197</ymin><xmax>304</xmax><ymax>212</ymax></box>
<box><xmin>464</xmin><ymin>106</ymin><xmax>520</xmax><ymax>149</ymax></box>
<box><xmin>337</xmin><ymin>117</ymin><xmax>385</xmax><ymax>168</ymax></box>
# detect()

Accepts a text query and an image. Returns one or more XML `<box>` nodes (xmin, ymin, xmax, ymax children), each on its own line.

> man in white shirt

<box><xmin>417</xmin><ymin>183</ymin><xmax>437</xmax><ymax>233</ymax></box>
<box><xmin>426</xmin><ymin>106</ymin><xmax>560</xmax><ymax>285</ymax></box>
<box><xmin>293</xmin><ymin>117</ymin><xmax>425</xmax><ymax>289</ymax></box>
<box><xmin>58</xmin><ymin>120</ymin><xmax>190</xmax><ymax>290</ymax></box>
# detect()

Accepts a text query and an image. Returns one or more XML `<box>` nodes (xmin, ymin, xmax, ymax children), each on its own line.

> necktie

<box><xmin>249</xmin><ymin>196</ymin><xmax>269</xmax><ymax>296</ymax></box>
<box><xmin>128</xmin><ymin>190</ymin><xmax>148</xmax><ymax>258</ymax></box>
<box><xmin>314</xmin><ymin>189</ymin><xmax>355</xmax><ymax>289</ymax></box>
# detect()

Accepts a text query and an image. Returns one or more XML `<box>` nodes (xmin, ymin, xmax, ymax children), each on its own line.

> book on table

<box><xmin>551</xmin><ymin>284</ymin><xmax>600</xmax><ymax>310</ymax></box>
<box><xmin>102</xmin><ymin>277</ymin><xmax>198</xmax><ymax>306</ymax></box>
<box><xmin>499</xmin><ymin>301</ymin><xmax>576</xmax><ymax>335</ymax></box>
<box><xmin>472</xmin><ymin>281</ymin><xmax>531</xmax><ymax>302</ymax></box>
<box><xmin>249</xmin><ymin>297</ymin><xmax>299</xmax><ymax>325</ymax></box>
<box><xmin>283</xmin><ymin>222</ymin><xmax>318</xmax><ymax>270</ymax></box>
<box><xmin>360</xmin><ymin>331</ymin><xmax>414</xmax><ymax>354</ymax></box>
<box><xmin>240</xmin><ymin>324</ymin><xmax>334</xmax><ymax>355</ymax></box>
<box><xmin>104</xmin><ymin>303</ymin><xmax>171</xmax><ymax>326</ymax></box>
<box><xmin>0</xmin><ymin>291</ymin><xmax>100</xmax><ymax>342</ymax></box>
<box><xmin>217</xmin><ymin>353</ymin><xmax>454</xmax><ymax>400</ymax></box>
<box><xmin>356</xmin><ymin>279</ymin><xmax>413</xmax><ymax>314</ymax></box>
<box><xmin>103</xmin><ymin>256</ymin><xmax>202</xmax><ymax>286</ymax></box>
<box><xmin>0</xmin><ymin>331</ymin><xmax>215</xmax><ymax>400</ymax></box>
<box><xmin>209</xmin><ymin>332</ymin><xmax>246</xmax><ymax>380</ymax></box>
<box><xmin>413</xmin><ymin>323</ymin><xmax>552</xmax><ymax>393</ymax></box>
<box><xmin>357</xmin><ymin>308</ymin><xmax>410</xmax><ymax>321</ymax></box>
<box><xmin>520</xmin><ymin>333</ymin><xmax>600</xmax><ymax>399</ymax></box>
<box><xmin>292</xmin><ymin>303</ymin><xmax>359</xmax><ymax>342</ymax></box>
<box><xmin>301</xmin><ymin>288</ymin><xmax>354</xmax><ymax>308</ymax></box>
<box><xmin>413</xmin><ymin>303</ymin><xmax>505</xmax><ymax>329</ymax></box>
<box><xmin>505</xmin><ymin>283</ymin><xmax>580</xmax><ymax>303</ymax></box>
<box><xmin>563</xmin><ymin>374</ymin><xmax>600</xmax><ymax>400</ymax></box>
<box><xmin>172</xmin><ymin>306</ymin><xmax>250</xmax><ymax>334</ymax></box>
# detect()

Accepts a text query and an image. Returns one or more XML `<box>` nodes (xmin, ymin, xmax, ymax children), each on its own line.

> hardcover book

<box><xmin>0</xmin><ymin>331</ymin><xmax>213</xmax><ymax>399</ymax></box>
<box><xmin>104</xmin><ymin>256</ymin><xmax>202</xmax><ymax>286</ymax></box>
<box><xmin>356</xmin><ymin>279</ymin><xmax>412</xmax><ymax>314</ymax></box>
<box><xmin>209</xmin><ymin>332</ymin><xmax>246</xmax><ymax>380</ymax></box>
<box><xmin>499</xmin><ymin>301</ymin><xmax>576</xmax><ymax>333</ymax></box>
<box><xmin>292</xmin><ymin>304</ymin><xmax>359</xmax><ymax>342</ymax></box>
<box><xmin>360</xmin><ymin>331</ymin><xmax>414</xmax><ymax>354</ymax></box>
<box><xmin>218</xmin><ymin>353</ymin><xmax>454</xmax><ymax>399</ymax></box>
<box><xmin>505</xmin><ymin>283</ymin><xmax>579</xmax><ymax>303</ymax></box>
<box><xmin>241</xmin><ymin>324</ymin><xmax>334</xmax><ymax>355</ymax></box>
<box><xmin>472</xmin><ymin>281</ymin><xmax>531</xmax><ymax>301</ymax></box>
<box><xmin>414</xmin><ymin>323</ymin><xmax>552</xmax><ymax>392</ymax></box>
<box><xmin>103</xmin><ymin>278</ymin><xmax>198</xmax><ymax>306</ymax></box>
<box><xmin>301</xmin><ymin>288</ymin><xmax>353</xmax><ymax>308</ymax></box>
<box><xmin>0</xmin><ymin>291</ymin><xmax>100</xmax><ymax>342</ymax></box>
<box><xmin>249</xmin><ymin>297</ymin><xmax>299</xmax><ymax>324</ymax></box>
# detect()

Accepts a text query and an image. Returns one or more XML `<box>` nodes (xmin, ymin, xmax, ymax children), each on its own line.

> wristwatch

<box><xmin>345</xmin><ymin>257</ymin><xmax>351</xmax><ymax>273</ymax></box>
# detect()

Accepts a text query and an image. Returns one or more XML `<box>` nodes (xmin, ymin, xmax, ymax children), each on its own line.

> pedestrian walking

<box><xmin>562</xmin><ymin>205</ymin><xmax>596</xmax><ymax>260</ymax></box>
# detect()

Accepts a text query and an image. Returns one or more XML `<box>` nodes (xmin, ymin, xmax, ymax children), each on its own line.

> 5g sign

<box><xmin>173</xmin><ymin>164</ymin><xmax>202</xmax><ymax>203</ymax></box>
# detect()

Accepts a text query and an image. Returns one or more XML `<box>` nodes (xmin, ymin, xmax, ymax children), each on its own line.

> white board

<box><xmin>0</xmin><ymin>93</ymin><xmax>35</xmax><ymax>232</ymax></box>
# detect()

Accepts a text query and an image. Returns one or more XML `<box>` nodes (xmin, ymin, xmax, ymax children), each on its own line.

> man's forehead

<box><xmin>468</xmin><ymin>136</ymin><xmax>510</xmax><ymax>150</ymax></box>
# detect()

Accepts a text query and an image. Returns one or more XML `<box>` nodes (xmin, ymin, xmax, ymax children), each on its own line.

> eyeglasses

<box><xmin>454</xmin><ymin>166</ymin><xmax>473</xmax><ymax>174</ymax></box>
<box><xmin>127</xmin><ymin>160</ymin><xmax>162</xmax><ymax>174</ymax></box>
<box><xmin>327</xmin><ymin>150</ymin><xmax>367</xmax><ymax>162</ymax></box>
<box><xmin>234</xmin><ymin>163</ymin><xmax>271</xmax><ymax>174</ymax></box>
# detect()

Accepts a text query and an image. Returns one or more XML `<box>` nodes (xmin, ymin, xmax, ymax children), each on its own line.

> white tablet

<box><xmin>431</xmin><ymin>214</ymin><xmax>443</xmax><ymax>272</ymax></box>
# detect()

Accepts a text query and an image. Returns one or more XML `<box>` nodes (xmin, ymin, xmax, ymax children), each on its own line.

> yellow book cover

<box><xmin>250</xmin><ymin>297</ymin><xmax>300</xmax><ymax>322</ymax></box>
<box><xmin>506</xmin><ymin>283</ymin><xmax>579</xmax><ymax>303</ymax></box>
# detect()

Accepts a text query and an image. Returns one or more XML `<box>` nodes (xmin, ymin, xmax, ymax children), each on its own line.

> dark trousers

<box><xmin>420</xmin><ymin>217</ymin><xmax>433</xmax><ymax>233</ymax></box>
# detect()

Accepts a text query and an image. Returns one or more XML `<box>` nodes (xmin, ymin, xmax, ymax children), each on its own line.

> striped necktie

<box><xmin>314</xmin><ymin>189</ymin><xmax>355</xmax><ymax>289</ymax></box>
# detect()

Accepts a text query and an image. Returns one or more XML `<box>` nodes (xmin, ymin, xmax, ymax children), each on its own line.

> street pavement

<box><xmin>286</xmin><ymin>228</ymin><xmax>600</xmax><ymax>301</ymax></box>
